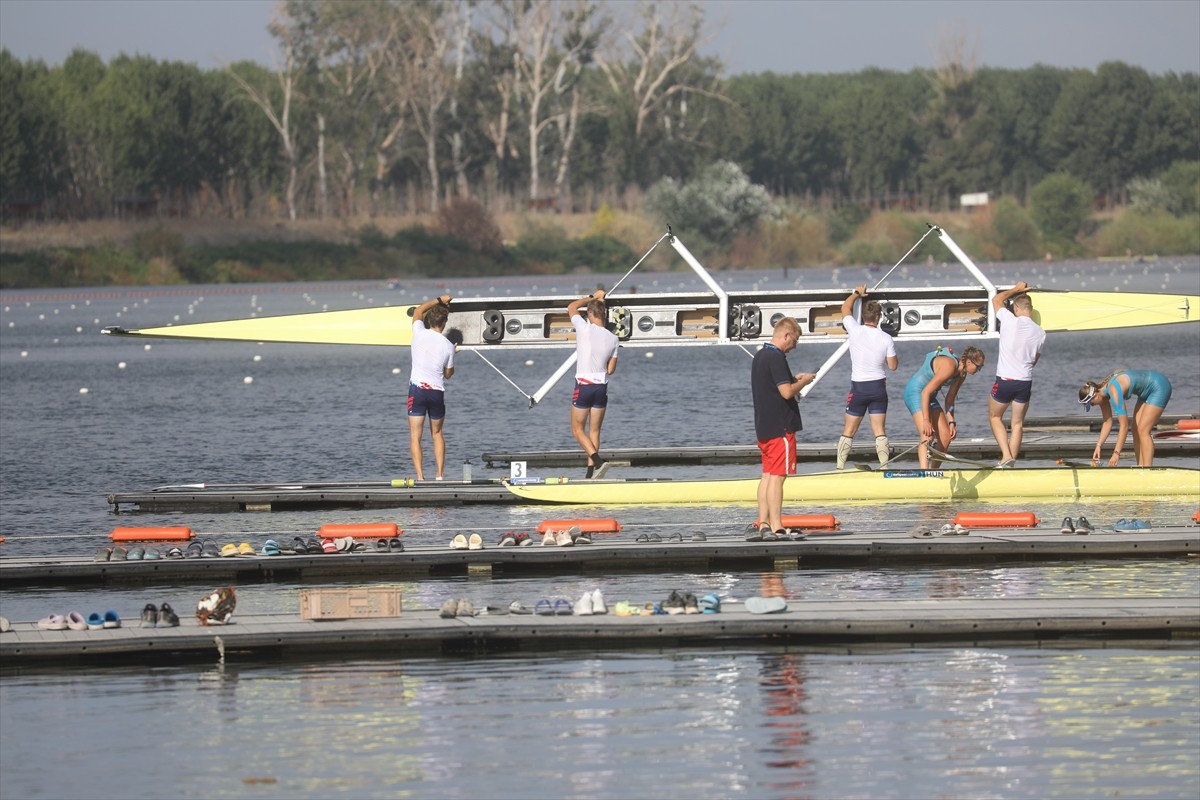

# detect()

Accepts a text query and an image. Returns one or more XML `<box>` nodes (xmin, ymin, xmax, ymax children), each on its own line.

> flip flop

<box><xmin>745</xmin><ymin>596</ymin><xmax>788</xmax><ymax>614</ymax></box>
<box><xmin>534</xmin><ymin>599</ymin><xmax>554</xmax><ymax>616</ymax></box>
<box><xmin>468</xmin><ymin>533</ymin><xmax>484</xmax><ymax>550</ymax></box>
<box><xmin>93</xmin><ymin>547</ymin><xmax>112</xmax><ymax>562</ymax></box>
<box><xmin>126</xmin><ymin>546</ymin><xmax>145</xmax><ymax>560</ymax></box>
<box><xmin>220</xmin><ymin>544</ymin><xmax>239</xmax><ymax>557</ymax></box>
<box><xmin>143</xmin><ymin>546</ymin><xmax>162</xmax><ymax>560</ymax></box>
<box><xmin>165</xmin><ymin>546</ymin><xmax>184</xmax><ymax>559</ymax></box>
<box><xmin>111</xmin><ymin>546</ymin><xmax>129</xmax><ymax>560</ymax></box>
<box><xmin>305</xmin><ymin>539</ymin><xmax>323</xmax><ymax>554</ymax></box>
<box><xmin>321</xmin><ymin>539</ymin><xmax>338</xmax><ymax>554</ymax></box>
<box><xmin>667</xmin><ymin>532</ymin><xmax>684</xmax><ymax>543</ymax></box>
<box><xmin>553</xmin><ymin>598</ymin><xmax>573</xmax><ymax>616</ymax></box>
<box><xmin>508</xmin><ymin>601</ymin><xmax>532</xmax><ymax>614</ymax></box>
<box><xmin>201</xmin><ymin>541</ymin><xmax>220</xmax><ymax>558</ymax></box>
<box><xmin>237</xmin><ymin>542</ymin><xmax>255</xmax><ymax>556</ymax></box>
<box><xmin>260</xmin><ymin>542</ymin><xmax>281</xmax><ymax>556</ymax></box>
<box><xmin>376</xmin><ymin>538</ymin><xmax>390</xmax><ymax>551</ymax></box>
<box><xmin>388</xmin><ymin>538</ymin><xmax>404</xmax><ymax>552</ymax></box>
<box><xmin>185</xmin><ymin>541</ymin><xmax>203</xmax><ymax>559</ymax></box>
<box><xmin>450</xmin><ymin>534</ymin><xmax>469</xmax><ymax>550</ymax></box>
<box><xmin>699</xmin><ymin>593</ymin><xmax>721</xmax><ymax>614</ymax></box>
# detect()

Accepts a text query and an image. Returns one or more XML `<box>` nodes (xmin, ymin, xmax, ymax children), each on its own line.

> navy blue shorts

<box><xmin>571</xmin><ymin>381</ymin><xmax>609</xmax><ymax>410</ymax></box>
<box><xmin>408</xmin><ymin>384</ymin><xmax>446</xmax><ymax>420</ymax></box>
<box><xmin>845</xmin><ymin>379</ymin><xmax>889</xmax><ymax>417</ymax></box>
<box><xmin>991</xmin><ymin>378</ymin><xmax>1033</xmax><ymax>405</ymax></box>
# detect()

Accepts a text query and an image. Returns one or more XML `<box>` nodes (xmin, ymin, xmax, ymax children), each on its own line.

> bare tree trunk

<box><xmin>317</xmin><ymin>113</ymin><xmax>328</xmax><ymax>218</ymax></box>
<box><xmin>449</xmin><ymin>1</ymin><xmax>472</xmax><ymax>198</ymax></box>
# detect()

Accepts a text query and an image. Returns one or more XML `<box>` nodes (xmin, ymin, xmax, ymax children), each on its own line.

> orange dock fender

<box><xmin>952</xmin><ymin>511</ymin><xmax>1039</xmax><ymax>529</ymax></box>
<box><xmin>111</xmin><ymin>526</ymin><xmax>195</xmax><ymax>542</ymax></box>
<box><xmin>751</xmin><ymin>514</ymin><xmax>840</xmax><ymax>530</ymax></box>
<box><xmin>1178</xmin><ymin>418</ymin><xmax>1200</xmax><ymax>431</ymax></box>
<box><xmin>1192</xmin><ymin>509</ymin><xmax>1200</xmax><ymax>524</ymax></box>
<box><xmin>536</xmin><ymin>518</ymin><xmax>622</xmax><ymax>534</ymax></box>
<box><xmin>317</xmin><ymin>523</ymin><xmax>401</xmax><ymax>539</ymax></box>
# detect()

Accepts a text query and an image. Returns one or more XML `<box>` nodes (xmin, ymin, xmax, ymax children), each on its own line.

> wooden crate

<box><xmin>300</xmin><ymin>587</ymin><xmax>403</xmax><ymax>620</ymax></box>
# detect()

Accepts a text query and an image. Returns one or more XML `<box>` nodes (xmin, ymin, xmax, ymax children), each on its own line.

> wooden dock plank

<box><xmin>3</xmin><ymin>598</ymin><xmax>1196</xmax><ymax>666</ymax></box>
<box><xmin>2</xmin><ymin>527</ymin><xmax>1197</xmax><ymax>588</ymax></box>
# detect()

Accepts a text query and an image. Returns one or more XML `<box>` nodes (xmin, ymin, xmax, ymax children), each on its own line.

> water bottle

<box><xmin>462</xmin><ymin>459</ymin><xmax>473</xmax><ymax>482</ymax></box>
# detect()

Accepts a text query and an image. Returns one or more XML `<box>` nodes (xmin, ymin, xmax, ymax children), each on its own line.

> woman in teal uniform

<box><xmin>1078</xmin><ymin>370</ymin><xmax>1172</xmax><ymax>466</ymax></box>
<box><xmin>903</xmin><ymin>346</ymin><xmax>986</xmax><ymax>469</ymax></box>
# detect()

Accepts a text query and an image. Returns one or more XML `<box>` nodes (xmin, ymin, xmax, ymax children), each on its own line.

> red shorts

<box><xmin>757</xmin><ymin>433</ymin><xmax>797</xmax><ymax>477</ymax></box>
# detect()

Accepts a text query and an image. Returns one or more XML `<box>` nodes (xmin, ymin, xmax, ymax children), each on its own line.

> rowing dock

<box><xmin>106</xmin><ymin>430</ymin><xmax>1198</xmax><ymax>514</ymax></box>
<box><xmin>3</xmin><ymin>597</ymin><xmax>1195</xmax><ymax>667</ymax></box>
<box><xmin>4</xmin><ymin>526</ymin><xmax>1197</xmax><ymax>588</ymax></box>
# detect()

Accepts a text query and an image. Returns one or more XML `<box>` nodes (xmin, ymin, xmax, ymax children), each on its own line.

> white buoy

<box><xmin>392</xmin><ymin>367</ymin><xmax>401</xmax><ymax>375</ymax></box>
<box><xmin>525</xmin><ymin>359</ymin><xmax>535</xmax><ymax>366</ymax></box>
<box><xmin>118</xmin><ymin>362</ymin><xmax>126</xmax><ymax>369</ymax></box>
<box><xmin>243</xmin><ymin>376</ymin><xmax>254</xmax><ymax>384</ymax></box>
<box><xmin>144</xmin><ymin>344</ymin><xmax>152</xmax><ymax>351</ymax></box>
<box><xmin>645</xmin><ymin>352</ymin><xmax>654</xmax><ymax>359</ymax></box>
<box><xmin>79</xmin><ymin>387</ymin><xmax>89</xmax><ymax>394</ymax></box>
<box><xmin>20</xmin><ymin>351</ymin><xmax>28</xmax><ymax>358</ymax></box>
<box><xmin>38</xmin><ymin>314</ymin><xmax>45</xmax><ymax>320</ymax></box>
<box><xmin>75</xmin><ymin>326</ymin><xmax>83</xmax><ymax>333</ymax></box>
<box><xmin>253</xmin><ymin>355</ymin><xmax>262</xmax><ymax>362</ymax></box>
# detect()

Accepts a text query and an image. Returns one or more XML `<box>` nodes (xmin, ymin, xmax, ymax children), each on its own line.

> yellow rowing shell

<box><xmin>100</xmin><ymin>290</ymin><xmax>1196</xmax><ymax>347</ymax></box>
<box><xmin>505</xmin><ymin>466</ymin><xmax>1200</xmax><ymax>505</ymax></box>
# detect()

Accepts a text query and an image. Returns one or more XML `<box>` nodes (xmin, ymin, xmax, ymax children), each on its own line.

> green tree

<box><xmin>1030</xmin><ymin>172</ymin><xmax>1091</xmax><ymax>245</ymax></box>
<box><xmin>644</xmin><ymin>159</ymin><xmax>778</xmax><ymax>245</ymax></box>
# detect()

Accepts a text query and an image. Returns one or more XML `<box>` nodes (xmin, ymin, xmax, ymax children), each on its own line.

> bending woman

<box><xmin>903</xmin><ymin>346</ymin><xmax>986</xmax><ymax>469</ymax></box>
<box><xmin>1079</xmin><ymin>370</ymin><xmax>1172</xmax><ymax>466</ymax></box>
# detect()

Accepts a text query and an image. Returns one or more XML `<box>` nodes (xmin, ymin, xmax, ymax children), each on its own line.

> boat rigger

<box><xmin>504</xmin><ymin>466</ymin><xmax>1200</xmax><ymax>505</ymax></box>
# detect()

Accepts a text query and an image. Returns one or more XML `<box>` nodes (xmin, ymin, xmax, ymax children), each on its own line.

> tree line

<box><xmin>1</xmin><ymin>0</ymin><xmax>1197</xmax><ymax>225</ymax></box>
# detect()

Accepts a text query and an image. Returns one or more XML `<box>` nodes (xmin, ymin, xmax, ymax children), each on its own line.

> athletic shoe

<box><xmin>555</xmin><ymin>530</ymin><xmax>574</xmax><ymax>547</ymax></box>
<box><xmin>591</xmin><ymin>453</ymin><xmax>610</xmax><ymax>479</ymax></box>
<box><xmin>663</xmin><ymin>590</ymin><xmax>686</xmax><ymax>614</ymax></box>
<box><xmin>140</xmin><ymin>603</ymin><xmax>158</xmax><ymax>628</ymax></box>
<box><xmin>996</xmin><ymin>458</ymin><xmax>1016</xmax><ymax>468</ymax></box>
<box><xmin>1075</xmin><ymin>516</ymin><xmax>1094</xmax><ymax>534</ymax></box>
<box><xmin>908</xmin><ymin>525</ymin><xmax>933</xmax><ymax>538</ymax></box>
<box><xmin>574</xmin><ymin>592</ymin><xmax>594</xmax><ymax>616</ymax></box>
<box><xmin>516</xmin><ymin>532</ymin><xmax>533</xmax><ymax>546</ymax></box>
<box><xmin>590</xmin><ymin>589</ymin><xmax>607</xmax><ymax>614</ymax></box>
<box><xmin>939</xmin><ymin>523</ymin><xmax>957</xmax><ymax>536</ymax></box>
<box><xmin>456</xmin><ymin>599</ymin><xmax>475</xmax><ymax>617</ymax></box>
<box><xmin>37</xmin><ymin>614</ymin><xmax>67</xmax><ymax>631</ymax></box>
<box><xmin>498</xmin><ymin>532</ymin><xmax>517</xmax><ymax>547</ymax></box>
<box><xmin>541</xmin><ymin>532</ymin><xmax>557</xmax><ymax>546</ymax></box>
<box><xmin>836</xmin><ymin>435</ymin><xmax>853</xmax><ymax>470</ymax></box>
<box><xmin>66</xmin><ymin>611</ymin><xmax>88</xmax><ymax>631</ymax></box>
<box><xmin>683</xmin><ymin>593</ymin><xmax>700</xmax><ymax>614</ymax></box>
<box><xmin>952</xmin><ymin>523</ymin><xmax>970</xmax><ymax>536</ymax></box>
<box><xmin>158</xmin><ymin>603</ymin><xmax>180</xmax><ymax>627</ymax></box>
<box><xmin>439</xmin><ymin>599</ymin><xmax>458</xmax><ymax>618</ymax></box>
<box><xmin>1060</xmin><ymin>517</ymin><xmax>1075</xmax><ymax>535</ymax></box>
<box><xmin>575</xmin><ymin>532</ymin><xmax>593</xmax><ymax>544</ymax></box>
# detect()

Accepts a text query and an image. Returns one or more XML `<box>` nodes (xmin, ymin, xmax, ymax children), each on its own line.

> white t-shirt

<box><xmin>995</xmin><ymin>307</ymin><xmax>1045</xmax><ymax>381</ymax></box>
<box><xmin>572</xmin><ymin>313</ymin><xmax>618</xmax><ymax>384</ymax></box>
<box><xmin>843</xmin><ymin>315</ymin><xmax>897</xmax><ymax>382</ymax></box>
<box><xmin>409</xmin><ymin>321</ymin><xmax>456</xmax><ymax>390</ymax></box>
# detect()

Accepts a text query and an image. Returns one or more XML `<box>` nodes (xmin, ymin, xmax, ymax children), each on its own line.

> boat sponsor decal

<box><xmin>883</xmin><ymin>470</ymin><xmax>946</xmax><ymax>478</ymax></box>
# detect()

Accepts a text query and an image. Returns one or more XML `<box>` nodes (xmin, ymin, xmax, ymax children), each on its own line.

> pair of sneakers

<box><xmin>573</xmin><ymin>589</ymin><xmax>607</xmax><ymax>615</ymax></box>
<box><xmin>1113</xmin><ymin>518</ymin><xmax>1152</xmax><ymax>532</ymax></box>
<box><xmin>497</xmin><ymin>531</ymin><xmax>533</xmax><ymax>547</ymax></box>
<box><xmin>439</xmin><ymin>598</ymin><xmax>475</xmax><ymax>618</ymax></box>
<box><xmin>542</xmin><ymin>527</ymin><xmax>589</xmax><ymax>546</ymax></box>
<box><xmin>1060</xmin><ymin>516</ymin><xmax>1095</xmax><ymax>534</ymax></box>
<box><xmin>745</xmin><ymin>523</ymin><xmax>806</xmax><ymax>542</ymax></box>
<box><xmin>140</xmin><ymin>603</ymin><xmax>180</xmax><ymax>628</ymax></box>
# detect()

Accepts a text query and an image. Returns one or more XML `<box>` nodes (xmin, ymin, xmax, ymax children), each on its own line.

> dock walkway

<box><xmin>3</xmin><ymin>597</ymin><xmax>1195</xmax><ymax>667</ymax></box>
<box><xmin>4</xmin><ymin>526</ymin><xmax>1196</xmax><ymax>588</ymax></box>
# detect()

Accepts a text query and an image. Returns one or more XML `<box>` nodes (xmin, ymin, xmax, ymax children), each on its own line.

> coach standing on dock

<box><xmin>407</xmin><ymin>295</ymin><xmax>456</xmax><ymax>481</ymax></box>
<box><xmin>989</xmin><ymin>281</ymin><xmax>1045</xmax><ymax>467</ymax></box>
<box><xmin>750</xmin><ymin>317</ymin><xmax>815</xmax><ymax>540</ymax></box>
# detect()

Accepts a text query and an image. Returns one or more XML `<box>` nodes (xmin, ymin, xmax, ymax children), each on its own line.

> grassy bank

<box><xmin>1</xmin><ymin>206</ymin><xmax>1196</xmax><ymax>290</ymax></box>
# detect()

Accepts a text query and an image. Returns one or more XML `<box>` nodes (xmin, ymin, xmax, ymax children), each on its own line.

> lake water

<box><xmin>1</xmin><ymin>256</ymin><xmax>1198</xmax><ymax>799</ymax></box>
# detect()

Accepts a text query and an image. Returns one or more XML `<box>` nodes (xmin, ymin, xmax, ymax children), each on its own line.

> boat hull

<box><xmin>101</xmin><ymin>289</ymin><xmax>1198</xmax><ymax>348</ymax></box>
<box><xmin>505</xmin><ymin>467</ymin><xmax>1200</xmax><ymax>505</ymax></box>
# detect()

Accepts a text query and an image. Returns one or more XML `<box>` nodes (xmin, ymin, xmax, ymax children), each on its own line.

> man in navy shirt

<box><xmin>750</xmin><ymin>317</ymin><xmax>815</xmax><ymax>540</ymax></box>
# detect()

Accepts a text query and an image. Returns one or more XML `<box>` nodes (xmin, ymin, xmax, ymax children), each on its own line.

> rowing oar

<box><xmin>527</xmin><ymin>232</ymin><xmax>674</xmax><ymax>407</ymax></box>
<box><xmin>799</xmin><ymin>224</ymin><xmax>941</xmax><ymax>397</ymax></box>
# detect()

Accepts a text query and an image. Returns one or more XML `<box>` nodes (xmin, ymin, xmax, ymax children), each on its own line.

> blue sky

<box><xmin>2</xmin><ymin>0</ymin><xmax>1197</xmax><ymax>75</ymax></box>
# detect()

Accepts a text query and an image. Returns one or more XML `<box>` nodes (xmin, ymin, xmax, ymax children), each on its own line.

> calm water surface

<box><xmin>2</xmin><ymin>258</ymin><xmax>1198</xmax><ymax>799</ymax></box>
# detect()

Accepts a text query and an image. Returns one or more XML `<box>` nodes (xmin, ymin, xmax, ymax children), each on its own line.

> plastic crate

<box><xmin>300</xmin><ymin>587</ymin><xmax>403</xmax><ymax>620</ymax></box>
